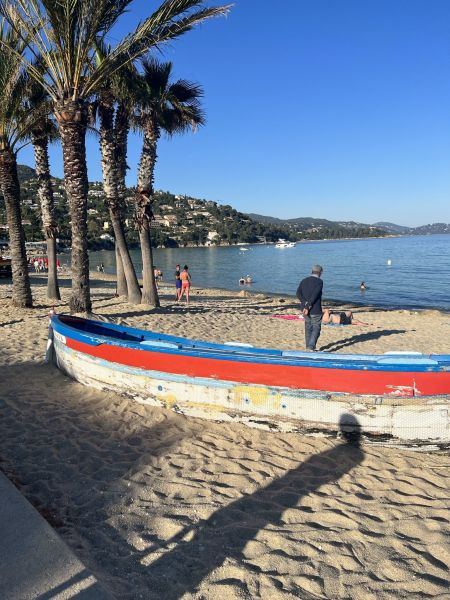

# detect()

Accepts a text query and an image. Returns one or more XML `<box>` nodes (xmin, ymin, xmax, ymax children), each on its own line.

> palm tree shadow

<box><xmin>135</xmin><ymin>415</ymin><xmax>364</xmax><ymax>599</ymax></box>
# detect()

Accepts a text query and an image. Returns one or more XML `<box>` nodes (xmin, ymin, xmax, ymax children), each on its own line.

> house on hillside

<box><xmin>164</xmin><ymin>215</ymin><xmax>178</xmax><ymax>227</ymax></box>
<box><xmin>150</xmin><ymin>216</ymin><xmax>165</xmax><ymax>228</ymax></box>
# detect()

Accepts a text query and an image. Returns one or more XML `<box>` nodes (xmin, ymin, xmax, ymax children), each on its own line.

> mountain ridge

<box><xmin>248</xmin><ymin>213</ymin><xmax>450</xmax><ymax>236</ymax></box>
<box><xmin>8</xmin><ymin>164</ymin><xmax>449</xmax><ymax>242</ymax></box>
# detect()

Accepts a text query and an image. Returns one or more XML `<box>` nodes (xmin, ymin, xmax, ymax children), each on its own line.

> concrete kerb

<box><xmin>0</xmin><ymin>472</ymin><xmax>112</xmax><ymax>600</ymax></box>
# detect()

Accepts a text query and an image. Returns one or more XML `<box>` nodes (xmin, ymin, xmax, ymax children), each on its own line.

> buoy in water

<box><xmin>387</xmin><ymin>259</ymin><xmax>392</xmax><ymax>266</ymax></box>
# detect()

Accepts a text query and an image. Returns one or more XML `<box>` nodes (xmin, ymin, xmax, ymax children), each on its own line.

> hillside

<box><xmin>413</xmin><ymin>222</ymin><xmax>450</xmax><ymax>235</ymax></box>
<box><xmin>373</xmin><ymin>221</ymin><xmax>412</xmax><ymax>234</ymax></box>
<box><xmin>247</xmin><ymin>213</ymin><xmax>386</xmax><ymax>240</ymax></box>
<box><xmin>17</xmin><ymin>164</ymin><xmax>38</xmax><ymax>182</ymax></box>
<box><xmin>0</xmin><ymin>165</ymin><xmax>400</xmax><ymax>248</ymax></box>
<box><xmin>250</xmin><ymin>214</ymin><xmax>450</xmax><ymax>237</ymax></box>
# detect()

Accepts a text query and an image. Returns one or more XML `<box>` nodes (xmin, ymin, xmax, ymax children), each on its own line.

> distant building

<box><xmin>150</xmin><ymin>215</ymin><xmax>165</xmax><ymax>228</ymax></box>
<box><xmin>164</xmin><ymin>215</ymin><xmax>178</xmax><ymax>226</ymax></box>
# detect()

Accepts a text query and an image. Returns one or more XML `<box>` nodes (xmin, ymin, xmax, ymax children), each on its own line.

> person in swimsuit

<box><xmin>175</xmin><ymin>273</ymin><xmax>182</xmax><ymax>300</ymax></box>
<box><xmin>175</xmin><ymin>265</ymin><xmax>181</xmax><ymax>300</ymax></box>
<box><xmin>179</xmin><ymin>265</ymin><xmax>191</xmax><ymax>303</ymax></box>
<box><xmin>322</xmin><ymin>309</ymin><xmax>368</xmax><ymax>326</ymax></box>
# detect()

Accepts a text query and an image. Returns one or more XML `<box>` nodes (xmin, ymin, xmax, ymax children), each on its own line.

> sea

<box><xmin>76</xmin><ymin>234</ymin><xmax>449</xmax><ymax>311</ymax></box>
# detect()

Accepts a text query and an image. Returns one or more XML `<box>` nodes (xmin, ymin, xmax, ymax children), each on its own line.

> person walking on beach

<box><xmin>296</xmin><ymin>264</ymin><xmax>324</xmax><ymax>351</ymax></box>
<box><xmin>179</xmin><ymin>265</ymin><xmax>191</xmax><ymax>304</ymax></box>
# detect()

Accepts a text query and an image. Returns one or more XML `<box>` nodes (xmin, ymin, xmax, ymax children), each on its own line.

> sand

<box><xmin>0</xmin><ymin>274</ymin><xmax>449</xmax><ymax>599</ymax></box>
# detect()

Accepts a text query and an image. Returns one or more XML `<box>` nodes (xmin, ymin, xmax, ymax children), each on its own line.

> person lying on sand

<box><xmin>322</xmin><ymin>308</ymin><xmax>369</xmax><ymax>326</ymax></box>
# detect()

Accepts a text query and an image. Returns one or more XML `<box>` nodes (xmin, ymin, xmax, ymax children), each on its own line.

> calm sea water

<box><xmin>83</xmin><ymin>235</ymin><xmax>449</xmax><ymax>310</ymax></box>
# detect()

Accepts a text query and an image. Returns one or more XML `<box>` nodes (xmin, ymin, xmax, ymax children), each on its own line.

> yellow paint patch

<box><xmin>233</xmin><ymin>385</ymin><xmax>281</xmax><ymax>409</ymax></box>
<box><xmin>157</xmin><ymin>394</ymin><xmax>178</xmax><ymax>408</ymax></box>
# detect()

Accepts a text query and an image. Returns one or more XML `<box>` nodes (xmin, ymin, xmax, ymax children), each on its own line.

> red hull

<box><xmin>67</xmin><ymin>338</ymin><xmax>450</xmax><ymax>396</ymax></box>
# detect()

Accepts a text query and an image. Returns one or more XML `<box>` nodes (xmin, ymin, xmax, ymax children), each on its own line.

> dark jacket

<box><xmin>296</xmin><ymin>275</ymin><xmax>323</xmax><ymax>315</ymax></box>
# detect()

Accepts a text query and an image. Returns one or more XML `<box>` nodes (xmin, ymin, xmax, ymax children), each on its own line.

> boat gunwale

<box><xmin>51</xmin><ymin>315</ymin><xmax>450</xmax><ymax>374</ymax></box>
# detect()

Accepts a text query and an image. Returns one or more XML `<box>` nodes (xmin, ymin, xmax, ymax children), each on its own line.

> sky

<box><xmin>18</xmin><ymin>0</ymin><xmax>450</xmax><ymax>227</ymax></box>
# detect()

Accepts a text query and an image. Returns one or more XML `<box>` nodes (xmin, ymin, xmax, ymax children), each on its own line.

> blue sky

<box><xmin>19</xmin><ymin>0</ymin><xmax>450</xmax><ymax>227</ymax></box>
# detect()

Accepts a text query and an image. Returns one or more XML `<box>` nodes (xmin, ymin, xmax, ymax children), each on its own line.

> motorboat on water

<box><xmin>275</xmin><ymin>239</ymin><xmax>296</xmax><ymax>248</ymax></box>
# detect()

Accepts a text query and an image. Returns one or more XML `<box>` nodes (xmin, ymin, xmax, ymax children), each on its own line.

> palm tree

<box><xmin>0</xmin><ymin>22</ymin><xmax>32</xmax><ymax>307</ymax></box>
<box><xmin>1</xmin><ymin>0</ymin><xmax>230</xmax><ymax>313</ymax></box>
<box><xmin>95</xmin><ymin>47</ymin><xmax>141</xmax><ymax>303</ymax></box>
<box><xmin>135</xmin><ymin>58</ymin><xmax>205</xmax><ymax>306</ymax></box>
<box><xmin>26</xmin><ymin>81</ymin><xmax>61</xmax><ymax>300</ymax></box>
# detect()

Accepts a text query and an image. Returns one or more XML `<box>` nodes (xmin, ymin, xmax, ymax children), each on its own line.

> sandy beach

<box><xmin>0</xmin><ymin>275</ymin><xmax>449</xmax><ymax>599</ymax></box>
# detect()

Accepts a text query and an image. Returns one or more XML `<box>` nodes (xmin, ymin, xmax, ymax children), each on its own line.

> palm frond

<box><xmin>85</xmin><ymin>1</ymin><xmax>231</xmax><ymax>95</ymax></box>
<box><xmin>133</xmin><ymin>56</ymin><xmax>205</xmax><ymax>138</ymax></box>
<box><xmin>1</xmin><ymin>0</ymin><xmax>231</xmax><ymax>104</ymax></box>
<box><xmin>0</xmin><ymin>20</ymin><xmax>56</xmax><ymax>151</ymax></box>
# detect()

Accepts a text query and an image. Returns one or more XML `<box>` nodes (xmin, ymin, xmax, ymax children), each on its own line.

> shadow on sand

<box><xmin>111</xmin><ymin>415</ymin><xmax>364</xmax><ymax>599</ymax></box>
<box><xmin>0</xmin><ymin>355</ymin><xmax>364</xmax><ymax>599</ymax></box>
<box><xmin>319</xmin><ymin>329</ymin><xmax>407</xmax><ymax>352</ymax></box>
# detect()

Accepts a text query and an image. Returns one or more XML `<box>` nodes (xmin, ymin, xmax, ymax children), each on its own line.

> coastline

<box><xmin>81</xmin><ymin>234</ymin><xmax>450</xmax><ymax>313</ymax></box>
<box><xmin>88</xmin><ymin>269</ymin><xmax>450</xmax><ymax>317</ymax></box>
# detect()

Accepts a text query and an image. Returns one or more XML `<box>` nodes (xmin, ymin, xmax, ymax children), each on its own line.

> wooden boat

<box><xmin>49</xmin><ymin>314</ymin><xmax>450</xmax><ymax>446</ymax></box>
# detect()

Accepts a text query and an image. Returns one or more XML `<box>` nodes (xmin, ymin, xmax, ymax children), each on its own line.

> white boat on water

<box><xmin>275</xmin><ymin>239</ymin><xmax>296</xmax><ymax>248</ymax></box>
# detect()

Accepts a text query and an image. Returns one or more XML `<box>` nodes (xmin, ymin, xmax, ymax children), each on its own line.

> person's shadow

<box><xmin>135</xmin><ymin>414</ymin><xmax>364</xmax><ymax>599</ymax></box>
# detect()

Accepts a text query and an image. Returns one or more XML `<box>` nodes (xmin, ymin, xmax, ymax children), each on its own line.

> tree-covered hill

<box><xmin>0</xmin><ymin>165</ymin><xmax>399</xmax><ymax>248</ymax></box>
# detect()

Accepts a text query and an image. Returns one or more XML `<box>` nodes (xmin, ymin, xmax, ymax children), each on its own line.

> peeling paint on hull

<box><xmin>52</xmin><ymin>334</ymin><xmax>450</xmax><ymax>447</ymax></box>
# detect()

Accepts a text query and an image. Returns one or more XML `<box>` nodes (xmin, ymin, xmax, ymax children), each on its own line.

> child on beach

<box><xmin>175</xmin><ymin>273</ymin><xmax>182</xmax><ymax>301</ymax></box>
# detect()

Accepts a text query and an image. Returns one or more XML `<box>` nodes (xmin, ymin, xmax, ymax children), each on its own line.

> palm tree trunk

<box><xmin>115</xmin><ymin>102</ymin><xmax>129</xmax><ymax>204</ymax></box>
<box><xmin>55</xmin><ymin>100</ymin><xmax>91</xmax><ymax>313</ymax></box>
<box><xmin>0</xmin><ymin>149</ymin><xmax>32</xmax><ymax>307</ymax></box>
<box><xmin>136</xmin><ymin>124</ymin><xmax>159</xmax><ymax>307</ymax></box>
<box><xmin>139</xmin><ymin>226</ymin><xmax>159</xmax><ymax>305</ymax></box>
<box><xmin>115</xmin><ymin>243</ymin><xmax>128</xmax><ymax>296</ymax></box>
<box><xmin>98</xmin><ymin>95</ymin><xmax>141</xmax><ymax>304</ymax></box>
<box><xmin>32</xmin><ymin>130</ymin><xmax>61</xmax><ymax>300</ymax></box>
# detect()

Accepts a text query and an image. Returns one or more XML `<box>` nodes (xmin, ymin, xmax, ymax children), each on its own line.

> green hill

<box><xmin>17</xmin><ymin>164</ymin><xmax>37</xmax><ymax>182</ymax></box>
<box><xmin>3</xmin><ymin>164</ymin><xmax>390</xmax><ymax>247</ymax></box>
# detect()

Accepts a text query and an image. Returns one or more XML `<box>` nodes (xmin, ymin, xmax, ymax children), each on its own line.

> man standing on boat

<box><xmin>296</xmin><ymin>264</ymin><xmax>324</xmax><ymax>351</ymax></box>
